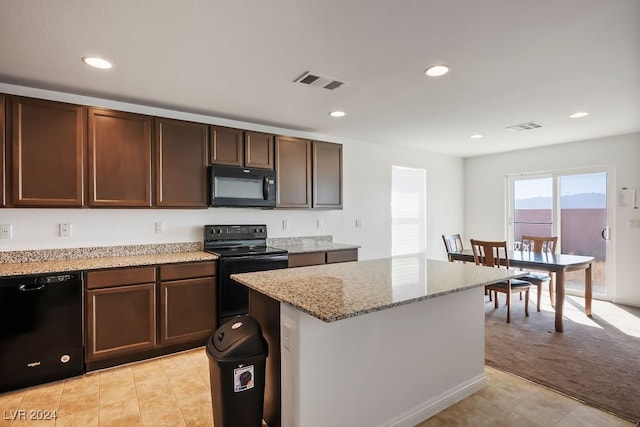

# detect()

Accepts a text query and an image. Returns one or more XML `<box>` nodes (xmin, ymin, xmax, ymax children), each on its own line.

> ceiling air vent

<box><xmin>506</xmin><ymin>121</ymin><xmax>543</xmax><ymax>132</ymax></box>
<box><xmin>294</xmin><ymin>71</ymin><xmax>346</xmax><ymax>90</ymax></box>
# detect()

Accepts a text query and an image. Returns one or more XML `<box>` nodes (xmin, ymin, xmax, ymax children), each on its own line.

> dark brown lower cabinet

<box><xmin>85</xmin><ymin>261</ymin><xmax>217</xmax><ymax>367</ymax></box>
<box><xmin>159</xmin><ymin>262</ymin><xmax>216</xmax><ymax>345</ymax></box>
<box><xmin>288</xmin><ymin>248</ymin><xmax>358</xmax><ymax>267</ymax></box>
<box><xmin>86</xmin><ymin>283</ymin><xmax>156</xmax><ymax>361</ymax></box>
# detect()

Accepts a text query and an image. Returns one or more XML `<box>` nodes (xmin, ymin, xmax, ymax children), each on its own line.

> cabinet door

<box><xmin>11</xmin><ymin>97</ymin><xmax>85</xmax><ymax>206</ymax></box>
<box><xmin>86</xmin><ymin>283</ymin><xmax>156</xmax><ymax>361</ymax></box>
<box><xmin>210</xmin><ymin>125</ymin><xmax>243</xmax><ymax>166</ymax></box>
<box><xmin>275</xmin><ymin>136</ymin><xmax>311</xmax><ymax>208</ymax></box>
<box><xmin>313</xmin><ymin>141</ymin><xmax>343</xmax><ymax>209</ymax></box>
<box><xmin>88</xmin><ymin>108</ymin><xmax>152</xmax><ymax>207</ymax></box>
<box><xmin>245</xmin><ymin>131</ymin><xmax>274</xmax><ymax>170</ymax></box>
<box><xmin>155</xmin><ymin>118</ymin><xmax>208</xmax><ymax>207</ymax></box>
<box><xmin>159</xmin><ymin>277</ymin><xmax>216</xmax><ymax>345</ymax></box>
<box><xmin>0</xmin><ymin>95</ymin><xmax>5</xmax><ymax>207</ymax></box>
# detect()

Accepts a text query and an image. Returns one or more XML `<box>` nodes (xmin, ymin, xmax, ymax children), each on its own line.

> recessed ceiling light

<box><xmin>424</xmin><ymin>65</ymin><xmax>449</xmax><ymax>77</ymax></box>
<box><xmin>470</xmin><ymin>134</ymin><xmax>484</xmax><ymax>139</ymax></box>
<box><xmin>569</xmin><ymin>112</ymin><xmax>589</xmax><ymax>118</ymax></box>
<box><xmin>329</xmin><ymin>111</ymin><xmax>346</xmax><ymax>118</ymax></box>
<box><xmin>82</xmin><ymin>57</ymin><xmax>112</xmax><ymax>69</ymax></box>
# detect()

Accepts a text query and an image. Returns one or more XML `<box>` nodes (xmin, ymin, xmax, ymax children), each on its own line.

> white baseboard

<box><xmin>612</xmin><ymin>296</ymin><xmax>640</xmax><ymax>308</ymax></box>
<box><xmin>382</xmin><ymin>373</ymin><xmax>487</xmax><ymax>427</ymax></box>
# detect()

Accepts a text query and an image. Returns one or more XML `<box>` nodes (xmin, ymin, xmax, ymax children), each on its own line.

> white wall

<box><xmin>464</xmin><ymin>132</ymin><xmax>640</xmax><ymax>306</ymax></box>
<box><xmin>0</xmin><ymin>83</ymin><xmax>464</xmax><ymax>261</ymax></box>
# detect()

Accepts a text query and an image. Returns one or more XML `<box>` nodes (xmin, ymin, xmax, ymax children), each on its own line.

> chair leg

<box><xmin>549</xmin><ymin>275</ymin><xmax>555</xmax><ymax>307</ymax></box>
<box><xmin>525</xmin><ymin>289</ymin><xmax>530</xmax><ymax>317</ymax></box>
<box><xmin>536</xmin><ymin>283</ymin><xmax>541</xmax><ymax>312</ymax></box>
<box><xmin>506</xmin><ymin>292</ymin><xmax>511</xmax><ymax>323</ymax></box>
<box><xmin>494</xmin><ymin>291</ymin><xmax>499</xmax><ymax>309</ymax></box>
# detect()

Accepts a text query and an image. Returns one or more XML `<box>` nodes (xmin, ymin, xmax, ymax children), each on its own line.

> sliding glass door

<box><xmin>508</xmin><ymin>168</ymin><xmax>612</xmax><ymax>299</ymax></box>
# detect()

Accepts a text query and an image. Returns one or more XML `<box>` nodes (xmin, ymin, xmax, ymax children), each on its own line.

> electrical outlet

<box><xmin>282</xmin><ymin>323</ymin><xmax>292</xmax><ymax>351</ymax></box>
<box><xmin>59</xmin><ymin>223</ymin><xmax>71</xmax><ymax>237</ymax></box>
<box><xmin>155</xmin><ymin>221</ymin><xmax>165</xmax><ymax>234</ymax></box>
<box><xmin>0</xmin><ymin>224</ymin><xmax>12</xmax><ymax>239</ymax></box>
<box><xmin>355</xmin><ymin>218</ymin><xmax>363</xmax><ymax>228</ymax></box>
<box><xmin>317</xmin><ymin>219</ymin><xmax>324</xmax><ymax>229</ymax></box>
<box><xmin>282</xmin><ymin>220</ymin><xmax>289</xmax><ymax>230</ymax></box>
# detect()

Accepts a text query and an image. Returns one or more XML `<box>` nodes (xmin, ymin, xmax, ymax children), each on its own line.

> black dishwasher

<box><xmin>0</xmin><ymin>271</ymin><xmax>84</xmax><ymax>393</ymax></box>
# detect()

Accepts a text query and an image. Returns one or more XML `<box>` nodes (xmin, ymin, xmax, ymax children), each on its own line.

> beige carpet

<box><xmin>484</xmin><ymin>295</ymin><xmax>640</xmax><ymax>423</ymax></box>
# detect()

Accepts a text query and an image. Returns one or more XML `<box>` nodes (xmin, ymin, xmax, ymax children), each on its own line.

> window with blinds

<box><xmin>391</xmin><ymin>166</ymin><xmax>426</xmax><ymax>256</ymax></box>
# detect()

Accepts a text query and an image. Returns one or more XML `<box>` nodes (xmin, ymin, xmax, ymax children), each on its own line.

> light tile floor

<box><xmin>0</xmin><ymin>348</ymin><xmax>634</xmax><ymax>427</ymax></box>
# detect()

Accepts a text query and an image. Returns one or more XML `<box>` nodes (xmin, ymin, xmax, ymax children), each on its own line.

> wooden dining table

<box><xmin>449</xmin><ymin>249</ymin><xmax>595</xmax><ymax>332</ymax></box>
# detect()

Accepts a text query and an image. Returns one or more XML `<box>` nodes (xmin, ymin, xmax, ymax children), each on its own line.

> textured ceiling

<box><xmin>0</xmin><ymin>0</ymin><xmax>638</xmax><ymax>157</ymax></box>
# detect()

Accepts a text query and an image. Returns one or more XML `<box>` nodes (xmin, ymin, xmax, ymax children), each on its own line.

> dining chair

<box><xmin>443</xmin><ymin>234</ymin><xmax>493</xmax><ymax>302</ymax></box>
<box><xmin>442</xmin><ymin>234</ymin><xmax>464</xmax><ymax>262</ymax></box>
<box><xmin>470</xmin><ymin>239</ymin><xmax>532</xmax><ymax>323</ymax></box>
<box><xmin>520</xmin><ymin>235</ymin><xmax>558</xmax><ymax>309</ymax></box>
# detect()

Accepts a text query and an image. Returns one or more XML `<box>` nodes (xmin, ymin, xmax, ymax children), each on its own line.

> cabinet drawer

<box><xmin>86</xmin><ymin>266</ymin><xmax>156</xmax><ymax>289</ymax></box>
<box><xmin>160</xmin><ymin>261</ymin><xmax>216</xmax><ymax>281</ymax></box>
<box><xmin>288</xmin><ymin>252</ymin><xmax>325</xmax><ymax>268</ymax></box>
<box><xmin>326</xmin><ymin>249</ymin><xmax>358</xmax><ymax>264</ymax></box>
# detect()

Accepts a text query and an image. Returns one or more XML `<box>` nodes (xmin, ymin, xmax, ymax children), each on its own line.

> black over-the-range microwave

<box><xmin>208</xmin><ymin>165</ymin><xmax>276</xmax><ymax>208</ymax></box>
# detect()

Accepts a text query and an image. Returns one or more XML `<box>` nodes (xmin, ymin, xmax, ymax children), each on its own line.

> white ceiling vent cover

<box><xmin>294</xmin><ymin>71</ymin><xmax>346</xmax><ymax>90</ymax></box>
<box><xmin>506</xmin><ymin>121</ymin><xmax>544</xmax><ymax>132</ymax></box>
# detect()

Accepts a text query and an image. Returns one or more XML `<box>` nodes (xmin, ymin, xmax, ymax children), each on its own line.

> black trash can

<box><xmin>206</xmin><ymin>315</ymin><xmax>268</xmax><ymax>427</ymax></box>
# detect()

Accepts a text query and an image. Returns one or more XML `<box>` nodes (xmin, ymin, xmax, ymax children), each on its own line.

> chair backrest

<box><xmin>470</xmin><ymin>239</ymin><xmax>510</xmax><ymax>269</ymax></box>
<box><xmin>521</xmin><ymin>235</ymin><xmax>557</xmax><ymax>253</ymax></box>
<box><xmin>442</xmin><ymin>234</ymin><xmax>464</xmax><ymax>261</ymax></box>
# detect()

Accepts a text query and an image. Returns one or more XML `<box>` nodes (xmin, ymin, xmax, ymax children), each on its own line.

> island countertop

<box><xmin>231</xmin><ymin>256</ymin><xmax>527</xmax><ymax>322</ymax></box>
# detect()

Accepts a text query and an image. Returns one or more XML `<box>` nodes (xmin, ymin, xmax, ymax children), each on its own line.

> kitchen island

<box><xmin>231</xmin><ymin>256</ymin><xmax>527</xmax><ymax>427</ymax></box>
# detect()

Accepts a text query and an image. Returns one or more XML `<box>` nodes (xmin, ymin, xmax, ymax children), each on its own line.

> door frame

<box><xmin>506</xmin><ymin>165</ymin><xmax>616</xmax><ymax>301</ymax></box>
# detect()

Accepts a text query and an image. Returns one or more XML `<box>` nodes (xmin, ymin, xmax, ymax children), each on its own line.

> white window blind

<box><xmin>391</xmin><ymin>166</ymin><xmax>426</xmax><ymax>256</ymax></box>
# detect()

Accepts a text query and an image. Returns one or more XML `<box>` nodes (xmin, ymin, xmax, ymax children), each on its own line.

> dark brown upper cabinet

<box><xmin>154</xmin><ymin>118</ymin><xmax>208</xmax><ymax>208</ymax></box>
<box><xmin>88</xmin><ymin>108</ymin><xmax>152</xmax><ymax>207</ymax></box>
<box><xmin>275</xmin><ymin>135</ymin><xmax>312</xmax><ymax>208</ymax></box>
<box><xmin>0</xmin><ymin>95</ymin><xmax>5</xmax><ymax>207</ymax></box>
<box><xmin>312</xmin><ymin>141</ymin><xmax>343</xmax><ymax>209</ymax></box>
<box><xmin>210</xmin><ymin>125</ymin><xmax>274</xmax><ymax>170</ymax></box>
<box><xmin>244</xmin><ymin>131</ymin><xmax>274</xmax><ymax>169</ymax></box>
<box><xmin>10</xmin><ymin>97</ymin><xmax>85</xmax><ymax>207</ymax></box>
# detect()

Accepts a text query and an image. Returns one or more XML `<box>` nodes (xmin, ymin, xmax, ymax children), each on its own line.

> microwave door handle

<box><xmin>263</xmin><ymin>176</ymin><xmax>269</xmax><ymax>200</ymax></box>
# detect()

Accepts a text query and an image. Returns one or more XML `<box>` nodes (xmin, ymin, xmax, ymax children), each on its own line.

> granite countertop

<box><xmin>0</xmin><ymin>243</ymin><xmax>217</xmax><ymax>277</ymax></box>
<box><xmin>272</xmin><ymin>241</ymin><xmax>360</xmax><ymax>254</ymax></box>
<box><xmin>266</xmin><ymin>235</ymin><xmax>359</xmax><ymax>254</ymax></box>
<box><xmin>231</xmin><ymin>256</ymin><xmax>527</xmax><ymax>322</ymax></box>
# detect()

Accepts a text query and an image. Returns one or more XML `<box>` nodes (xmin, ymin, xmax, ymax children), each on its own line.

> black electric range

<box><xmin>204</xmin><ymin>225</ymin><xmax>288</xmax><ymax>326</ymax></box>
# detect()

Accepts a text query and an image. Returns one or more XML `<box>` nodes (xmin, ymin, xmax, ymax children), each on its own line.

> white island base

<box><xmin>279</xmin><ymin>286</ymin><xmax>485</xmax><ymax>427</ymax></box>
